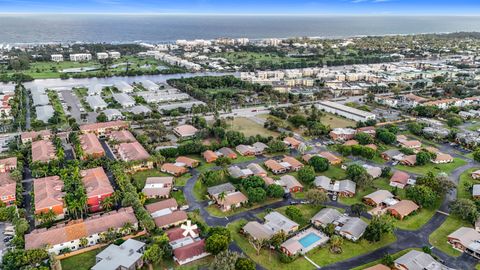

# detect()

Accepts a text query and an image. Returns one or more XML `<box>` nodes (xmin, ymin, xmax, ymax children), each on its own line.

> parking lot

<box><xmin>0</xmin><ymin>222</ymin><xmax>14</xmax><ymax>261</ymax></box>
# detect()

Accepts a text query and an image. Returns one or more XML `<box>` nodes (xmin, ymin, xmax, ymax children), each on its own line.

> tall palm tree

<box><xmin>101</xmin><ymin>196</ymin><xmax>114</xmax><ymax>212</ymax></box>
<box><xmin>218</xmin><ymin>192</ymin><xmax>226</xmax><ymax>202</ymax></box>
<box><xmin>121</xmin><ymin>222</ymin><xmax>134</xmax><ymax>235</ymax></box>
<box><xmin>329</xmin><ymin>235</ymin><xmax>343</xmax><ymax>254</ymax></box>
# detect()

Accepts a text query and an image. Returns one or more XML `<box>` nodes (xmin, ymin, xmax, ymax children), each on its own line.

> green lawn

<box><xmin>193</xmin><ymin>180</ymin><xmax>208</xmax><ymax>201</ymax></box>
<box><xmin>429</xmin><ymin>216</ymin><xmax>471</xmax><ymax>257</ymax></box>
<box><xmin>226</xmin><ymin>117</ymin><xmax>279</xmax><ymax>137</ymax></box>
<box><xmin>321</xmin><ymin>166</ymin><xmax>348</xmax><ymax>180</ymax></box>
<box><xmin>307</xmin><ymin>234</ymin><xmax>397</xmax><ymax>267</ymax></box>
<box><xmin>274</xmin><ymin>204</ymin><xmax>324</xmax><ymax>227</ymax></box>
<box><xmin>175</xmin><ymin>173</ymin><xmax>192</xmax><ymax>186</ymax></box>
<box><xmin>351</xmin><ymin>248</ymin><xmax>420</xmax><ymax>270</ymax></box>
<box><xmin>395</xmin><ymin>158</ymin><xmax>467</xmax><ymax>175</ymax></box>
<box><xmin>339</xmin><ymin>178</ymin><xmax>405</xmax><ymax>206</ymax></box>
<box><xmin>61</xmin><ymin>248</ymin><xmax>103</xmax><ymax>270</ymax></box>
<box><xmin>131</xmin><ymin>169</ymin><xmax>169</xmax><ymax>191</ymax></box>
<box><xmin>171</xmin><ymin>190</ymin><xmax>187</xmax><ymax>205</ymax></box>
<box><xmin>394</xmin><ymin>198</ymin><xmax>441</xmax><ymax>230</ymax></box>
<box><xmin>205</xmin><ymin>198</ymin><xmax>282</xmax><ymax>218</ymax></box>
<box><xmin>231</xmin><ymin>155</ymin><xmax>257</xmax><ymax>164</ymax></box>
<box><xmin>320</xmin><ymin>113</ymin><xmax>356</xmax><ymax>129</ymax></box>
<box><xmin>458</xmin><ymin>168</ymin><xmax>480</xmax><ymax>200</ymax></box>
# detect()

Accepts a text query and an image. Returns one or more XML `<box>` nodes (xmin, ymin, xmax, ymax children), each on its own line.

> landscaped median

<box><xmin>429</xmin><ymin>216</ymin><xmax>471</xmax><ymax>257</ymax></box>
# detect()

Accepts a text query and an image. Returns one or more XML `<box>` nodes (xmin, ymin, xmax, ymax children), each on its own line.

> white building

<box><xmin>86</xmin><ymin>96</ymin><xmax>108</xmax><ymax>111</ymax></box>
<box><xmin>96</xmin><ymin>52</ymin><xmax>109</xmax><ymax>60</ymax></box>
<box><xmin>70</xmin><ymin>53</ymin><xmax>92</xmax><ymax>62</ymax></box>
<box><xmin>114</xmin><ymin>81</ymin><xmax>134</xmax><ymax>93</ymax></box>
<box><xmin>35</xmin><ymin>105</ymin><xmax>54</xmax><ymax>123</ymax></box>
<box><xmin>51</xmin><ymin>54</ymin><xmax>64</xmax><ymax>62</ymax></box>
<box><xmin>112</xmin><ymin>93</ymin><xmax>136</xmax><ymax>108</ymax></box>
<box><xmin>108</xmin><ymin>51</ymin><xmax>121</xmax><ymax>59</ymax></box>
<box><xmin>316</xmin><ymin>101</ymin><xmax>376</xmax><ymax>122</ymax></box>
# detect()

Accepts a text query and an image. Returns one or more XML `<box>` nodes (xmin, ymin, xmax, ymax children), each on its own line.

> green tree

<box><xmin>285</xmin><ymin>206</ymin><xmax>302</xmax><ymax>223</ymax></box>
<box><xmin>96</xmin><ymin>112</ymin><xmax>108</xmax><ymax>122</ymax></box>
<box><xmin>376</xmin><ymin>129</ymin><xmax>396</xmax><ymax>145</ymax></box>
<box><xmin>235</xmin><ymin>258</ymin><xmax>256</xmax><ymax>270</ymax></box>
<box><xmin>210</xmin><ymin>250</ymin><xmax>241</xmax><ymax>270</ymax></box>
<box><xmin>450</xmin><ymin>199</ymin><xmax>479</xmax><ymax>224</ymax></box>
<box><xmin>305</xmin><ymin>189</ymin><xmax>329</xmax><ymax>205</ymax></box>
<box><xmin>143</xmin><ymin>244</ymin><xmax>162</xmax><ymax>268</ymax></box>
<box><xmin>447</xmin><ymin>116</ymin><xmax>462</xmax><ymax>127</ymax></box>
<box><xmin>247</xmin><ymin>187</ymin><xmax>266</xmax><ymax>203</ymax></box>
<box><xmin>364</xmin><ymin>215</ymin><xmax>395</xmax><ymax>242</ymax></box>
<box><xmin>206</xmin><ymin>234</ymin><xmax>229</xmax><ymax>255</ymax></box>
<box><xmin>355</xmin><ymin>133</ymin><xmax>374</xmax><ymax>145</ymax></box>
<box><xmin>406</xmin><ymin>185</ymin><xmax>437</xmax><ymax>208</ymax></box>
<box><xmin>266</xmin><ymin>184</ymin><xmax>284</xmax><ymax>198</ymax></box>
<box><xmin>350</xmin><ymin>203</ymin><xmax>367</xmax><ymax>217</ymax></box>
<box><xmin>309</xmin><ymin>156</ymin><xmax>329</xmax><ymax>172</ymax></box>
<box><xmin>242</xmin><ymin>176</ymin><xmax>265</xmax><ymax>190</ymax></box>
<box><xmin>297</xmin><ymin>165</ymin><xmax>316</xmax><ymax>183</ymax></box>
<box><xmin>329</xmin><ymin>235</ymin><xmax>343</xmax><ymax>254</ymax></box>
<box><xmin>416</xmin><ymin>151</ymin><xmax>431</xmax><ymax>166</ymax></box>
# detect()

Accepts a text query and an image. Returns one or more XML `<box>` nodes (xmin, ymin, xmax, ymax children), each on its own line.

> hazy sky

<box><xmin>1</xmin><ymin>0</ymin><xmax>480</xmax><ymax>15</ymax></box>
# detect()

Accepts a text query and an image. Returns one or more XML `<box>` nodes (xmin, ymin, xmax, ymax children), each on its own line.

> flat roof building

<box><xmin>316</xmin><ymin>101</ymin><xmax>376</xmax><ymax>122</ymax></box>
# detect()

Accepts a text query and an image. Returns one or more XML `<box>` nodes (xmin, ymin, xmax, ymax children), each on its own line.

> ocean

<box><xmin>1</xmin><ymin>14</ymin><xmax>480</xmax><ymax>44</ymax></box>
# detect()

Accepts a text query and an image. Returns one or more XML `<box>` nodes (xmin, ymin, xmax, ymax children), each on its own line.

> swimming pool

<box><xmin>298</xmin><ymin>232</ymin><xmax>321</xmax><ymax>248</ymax></box>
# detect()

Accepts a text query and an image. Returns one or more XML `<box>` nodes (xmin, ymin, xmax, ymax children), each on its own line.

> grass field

<box><xmin>320</xmin><ymin>113</ymin><xmax>356</xmax><ymax>129</ymax></box>
<box><xmin>458</xmin><ymin>168</ymin><xmax>480</xmax><ymax>200</ymax></box>
<box><xmin>61</xmin><ymin>248</ymin><xmax>103</xmax><ymax>270</ymax></box>
<box><xmin>429</xmin><ymin>216</ymin><xmax>471</xmax><ymax>257</ymax></box>
<box><xmin>227</xmin><ymin>117</ymin><xmax>279</xmax><ymax>137</ymax></box>
<box><xmin>193</xmin><ymin>179</ymin><xmax>208</xmax><ymax>201</ymax></box>
<box><xmin>395</xmin><ymin>158</ymin><xmax>467</xmax><ymax>175</ymax></box>
<box><xmin>130</xmin><ymin>169</ymin><xmax>170</xmax><ymax>191</ymax></box>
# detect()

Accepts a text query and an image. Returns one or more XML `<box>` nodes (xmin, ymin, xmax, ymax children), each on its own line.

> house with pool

<box><xmin>280</xmin><ymin>228</ymin><xmax>329</xmax><ymax>256</ymax></box>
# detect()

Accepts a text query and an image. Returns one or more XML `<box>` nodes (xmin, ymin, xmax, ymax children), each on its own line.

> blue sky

<box><xmin>1</xmin><ymin>0</ymin><xmax>480</xmax><ymax>15</ymax></box>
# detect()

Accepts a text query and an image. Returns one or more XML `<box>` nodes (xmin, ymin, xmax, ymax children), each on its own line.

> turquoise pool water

<box><xmin>298</xmin><ymin>232</ymin><xmax>321</xmax><ymax>248</ymax></box>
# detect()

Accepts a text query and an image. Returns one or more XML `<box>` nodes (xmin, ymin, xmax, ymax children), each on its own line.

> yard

<box><xmin>193</xmin><ymin>179</ymin><xmax>208</xmax><ymax>201</ymax></box>
<box><xmin>395</xmin><ymin>158</ymin><xmax>467</xmax><ymax>175</ymax></box>
<box><xmin>171</xmin><ymin>190</ymin><xmax>187</xmax><ymax>205</ymax></box>
<box><xmin>320</xmin><ymin>113</ymin><xmax>356</xmax><ymax>129</ymax></box>
<box><xmin>227</xmin><ymin>117</ymin><xmax>279</xmax><ymax>137</ymax></box>
<box><xmin>130</xmin><ymin>169</ymin><xmax>170</xmax><ymax>191</ymax></box>
<box><xmin>61</xmin><ymin>248</ymin><xmax>103</xmax><ymax>270</ymax></box>
<box><xmin>429</xmin><ymin>216</ymin><xmax>471</xmax><ymax>257</ymax></box>
<box><xmin>175</xmin><ymin>173</ymin><xmax>192</xmax><ymax>186</ymax></box>
<box><xmin>458</xmin><ymin>168</ymin><xmax>480</xmax><ymax>200</ymax></box>
<box><xmin>321</xmin><ymin>165</ymin><xmax>348</xmax><ymax>180</ymax></box>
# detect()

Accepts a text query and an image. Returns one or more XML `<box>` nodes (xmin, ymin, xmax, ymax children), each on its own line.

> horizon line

<box><xmin>1</xmin><ymin>12</ymin><xmax>480</xmax><ymax>16</ymax></box>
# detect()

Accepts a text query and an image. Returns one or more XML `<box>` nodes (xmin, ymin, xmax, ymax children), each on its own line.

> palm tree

<box><xmin>329</xmin><ymin>235</ymin><xmax>344</xmax><ymax>254</ymax></box>
<box><xmin>138</xmin><ymin>192</ymin><xmax>147</xmax><ymax>205</ymax></box>
<box><xmin>121</xmin><ymin>222</ymin><xmax>134</xmax><ymax>235</ymax></box>
<box><xmin>101</xmin><ymin>196</ymin><xmax>114</xmax><ymax>212</ymax></box>
<box><xmin>79</xmin><ymin>237</ymin><xmax>88</xmax><ymax>248</ymax></box>
<box><xmin>218</xmin><ymin>192</ymin><xmax>226</xmax><ymax>202</ymax></box>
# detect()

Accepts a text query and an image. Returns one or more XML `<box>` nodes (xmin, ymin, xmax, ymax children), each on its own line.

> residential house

<box><xmin>356</xmin><ymin>126</ymin><xmax>376</xmax><ymax>136</ymax></box>
<box><xmin>235</xmin><ymin>145</ymin><xmax>256</xmax><ymax>156</ymax></box>
<box><xmin>318</xmin><ymin>151</ymin><xmax>342</xmax><ymax>165</ymax></box>
<box><xmin>207</xmin><ymin>183</ymin><xmax>236</xmax><ymax>199</ymax></box>
<box><xmin>394</xmin><ymin>250</ymin><xmax>453</xmax><ymax>270</ymax></box>
<box><xmin>217</xmin><ymin>147</ymin><xmax>237</xmax><ymax>159</ymax></box>
<box><xmin>448</xmin><ymin>227</ymin><xmax>480</xmax><ymax>259</ymax></box>
<box><xmin>25</xmin><ymin>207</ymin><xmax>138</xmax><ymax>254</ymax></box>
<box><xmin>161</xmin><ymin>163</ymin><xmax>188</xmax><ymax>176</ymax></box>
<box><xmin>387</xmin><ymin>200</ymin><xmax>419</xmax><ymax>220</ymax></box>
<box><xmin>363</xmin><ymin>164</ymin><xmax>382</xmax><ymax>179</ymax></box>
<box><xmin>310</xmin><ymin>208</ymin><xmax>342</xmax><ymax>228</ymax></box>
<box><xmin>21</xmin><ymin>130</ymin><xmax>52</xmax><ymax>144</ymax></box>
<box><xmin>92</xmin><ymin>239</ymin><xmax>145</xmax><ymax>270</ymax></box>
<box><xmin>31</xmin><ymin>139</ymin><xmax>56</xmax><ymax>163</ymax></box>
<box><xmin>116</xmin><ymin>142</ymin><xmax>152</xmax><ymax>171</ymax></box>
<box><xmin>390</xmin><ymin>171</ymin><xmax>411</xmax><ymax>189</ymax></box>
<box><xmin>173</xmin><ymin>239</ymin><xmax>209</xmax><ymax>265</ymax></box>
<box><xmin>79</xmin><ymin>133</ymin><xmax>105</xmax><ymax>159</ymax></box>
<box><xmin>86</xmin><ymin>96</ymin><xmax>108</xmax><ymax>111</ymax></box>
<box><xmin>329</xmin><ymin>128</ymin><xmax>357</xmax><ymax>141</ymax></box>
<box><xmin>247</xmin><ymin>163</ymin><xmax>267</xmax><ymax>177</ymax></box>
<box><xmin>114</xmin><ymin>81</ymin><xmax>134</xmax><ymax>93</ymax></box>
<box><xmin>81</xmin><ymin>167</ymin><xmax>114</xmax><ymax>212</ymax></box>
<box><xmin>334</xmin><ymin>180</ymin><xmax>356</xmax><ymax>197</ymax></box>
<box><xmin>282</xmin><ymin>156</ymin><xmax>304</xmax><ymax>171</ymax></box>
<box><xmin>214</xmin><ymin>191</ymin><xmax>248</xmax><ymax>212</ymax></box>
<box><xmin>264</xmin><ymin>211</ymin><xmax>299</xmax><ymax>235</ymax></box>
<box><xmin>337</xmin><ymin>217</ymin><xmax>368</xmax><ymax>241</ymax></box>
<box><xmin>381</xmin><ymin>149</ymin><xmax>404</xmax><ymax>161</ymax></box>
<box><xmin>252</xmin><ymin>142</ymin><xmax>268</xmax><ymax>154</ymax></box>
<box><xmin>264</xmin><ymin>159</ymin><xmax>288</xmax><ymax>174</ymax></box>
<box><xmin>276</xmin><ymin>175</ymin><xmax>303</xmax><ymax>193</ymax></box>
<box><xmin>202</xmin><ymin>150</ymin><xmax>218</xmax><ymax>163</ymax></box>
<box><xmin>0</xmin><ymin>173</ymin><xmax>16</xmax><ymax>205</ymax></box>
<box><xmin>283</xmin><ymin>137</ymin><xmax>301</xmax><ymax>149</ymax></box>
<box><xmin>400</xmin><ymin>155</ymin><xmax>417</xmax><ymax>166</ymax></box>
<box><xmin>228</xmin><ymin>166</ymin><xmax>253</xmax><ymax>179</ymax></box>
<box><xmin>242</xmin><ymin>221</ymin><xmax>275</xmax><ymax>241</ymax></box>
<box><xmin>473</xmin><ymin>185</ymin><xmax>480</xmax><ymax>199</ymax></box>
<box><xmin>80</xmin><ymin>121</ymin><xmax>129</xmax><ymax>136</ymax></box>
<box><xmin>102</xmin><ymin>109</ymin><xmax>124</xmax><ymax>121</ymax></box>
<box><xmin>108</xmin><ymin>130</ymin><xmax>136</xmax><ymax>143</ymax></box>
<box><xmin>173</xmin><ymin>125</ymin><xmax>198</xmax><ymax>139</ymax></box>
<box><xmin>363</xmin><ymin>190</ymin><xmax>394</xmax><ymax>207</ymax></box>
<box><xmin>432</xmin><ymin>153</ymin><xmax>454</xmax><ymax>164</ymax></box>
<box><xmin>175</xmin><ymin>156</ymin><xmax>199</xmax><ymax>168</ymax></box>
<box><xmin>313</xmin><ymin>176</ymin><xmax>331</xmax><ymax>191</ymax></box>
<box><xmin>142</xmin><ymin>177</ymin><xmax>173</xmax><ymax>198</ymax></box>
<box><xmin>0</xmin><ymin>157</ymin><xmax>17</xmax><ymax>173</ymax></box>
<box><xmin>112</xmin><ymin>93</ymin><xmax>136</xmax><ymax>108</ymax></box>
<box><xmin>145</xmin><ymin>199</ymin><xmax>188</xmax><ymax>229</ymax></box>
<box><xmin>34</xmin><ymin>176</ymin><xmax>65</xmax><ymax>219</ymax></box>
<box><xmin>472</xmin><ymin>170</ymin><xmax>480</xmax><ymax>180</ymax></box>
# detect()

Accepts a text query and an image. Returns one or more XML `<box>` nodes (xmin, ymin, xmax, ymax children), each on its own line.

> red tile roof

<box><xmin>80</xmin><ymin>133</ymin><xmax>105</xmax><ymax>157</ymax></box>
<box><xmin>166</xmin><ymin>227</ymin><xmax>200</xmax><ymax>242</ymax></box>
<box><xmin>0</xmin><ymin>173</ymin><xmax>16</xmax><ymax>199</ymax></box>
<box><xmin>145</xmin><ymin>199</ymin><xmax>178</xmax><ymax>214</ymax></box>
<box><xmin>174</xmin><ymin>239</ymin><xmax>207</xmax><ymax>261</ymax></box>
<box><xmin>33</xmin><ymin>176</ymin><xmax>64</xmax><ymax>211</ymax></box>
<box><xmin>31</xmin><ymin>140</ymin><xmax>56</xmax><ymax>163</ymax></box>
<box><xmin>80</xmin><ymin>120</ymin><xmax>128</xmax><ymax>133</ymax></box>
<box><xmin>80</xmin><ymin>167</ymin><xmax>113</xmax><ymax>198</ymax></box>
<box><xmin>117</xmin><ymin>142</ymin><xmax>150</xmax><ymax>162</ymax></box>
<box><xmin>153</xmin><ymin>210</ymin><xmax>188</xmax><ymax>227</ymax></box>
<box><xmin>108</xmin><ymin>130</ymin><xmax>136</xmax><ymax>143</ymax></box>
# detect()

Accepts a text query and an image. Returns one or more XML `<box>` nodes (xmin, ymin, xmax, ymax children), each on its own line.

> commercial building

<box><xmin>69</xmin><ymin>53</ymin><xmax>92</xmax><ymax>62</ymax></box>
<box><xmin>316</xmin><ymin>101</ymin><xmax>376</xmax><ymax>122</ymax></box>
